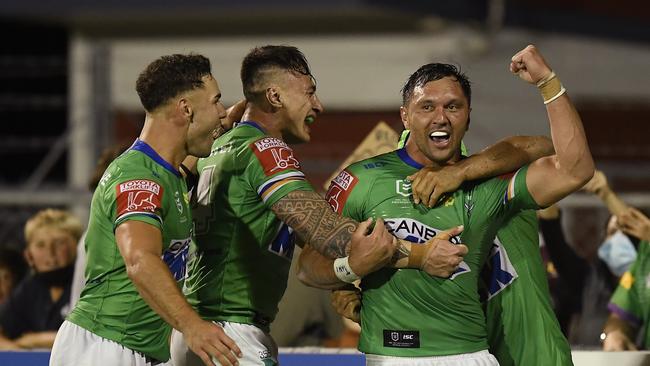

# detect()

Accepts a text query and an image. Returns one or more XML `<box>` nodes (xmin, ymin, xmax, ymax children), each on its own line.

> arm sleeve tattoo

<box><xmin>271</xmin><ymin>190</ymin><xmax>357</xmax><ymax>259</ymax></box>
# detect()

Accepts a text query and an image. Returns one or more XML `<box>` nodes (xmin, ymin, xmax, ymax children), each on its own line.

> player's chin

<box><xmin>192</xmin><ymin>140</ymin><xmax>213</xmax><ymax>158</ymax></box>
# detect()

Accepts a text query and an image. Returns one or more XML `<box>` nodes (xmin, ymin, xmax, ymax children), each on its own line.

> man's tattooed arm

<box><xmin>271</xmin><ymin>190</ymin><xmax>357</xmax><ymax>259</ymax></box>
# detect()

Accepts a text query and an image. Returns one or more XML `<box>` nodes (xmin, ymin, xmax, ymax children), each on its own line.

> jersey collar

<box><xmin>130</xmin><ymin>139</ymin><xmax>182</xmax><ymax>177</ymax></box>
<box><xmin>396</xmin><ymin>148</ymin><xmax>424</xmax><ymax>169</ymax></box>
<box><xmin>236</xmin><ymin>121</ymin><xmax>266</xmax><ymax>134</ymax></box>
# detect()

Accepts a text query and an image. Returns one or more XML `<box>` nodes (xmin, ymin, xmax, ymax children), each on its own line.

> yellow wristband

<box><xmin>537</xmin><ymin>71</ymin><xmax>566</xmax><ymax>104</ymax></box>
<box><xmin>407</xmin><ymin>244</ymin><xmax>427</xmax><ymax>269</ymax></box>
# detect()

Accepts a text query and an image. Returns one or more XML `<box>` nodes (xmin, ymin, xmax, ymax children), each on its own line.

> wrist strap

<box><xmin>334</xmin><ymin>257</ymin><xmax>360</xmax><ymax>283</ymax></box>
<box><xmin>537</xmin><ymin>70</ymin><xmax>566</xmax><ymax>105</ymax></box>
<box><xmin>407</xmin><ymin>244</ymin><xmax>427</xmax><ymax>269</ymax></box>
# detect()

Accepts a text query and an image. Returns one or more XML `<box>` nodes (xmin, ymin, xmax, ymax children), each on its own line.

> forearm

<box><xmin>272</xmin><ymin>190</ymin><xmax>357</xmax><ymax>259</ymax></box>
<box><xmin>297</xmin><ymin>245</ymin><xmax>347</xmax><ymax>289</ymax></box>
<box><xmin>456</xmin><ymin>135</ymin><xmax>553</xmax><ymax>180</ymax></box>
<box><xmin>298</xmin><ymin>240</ymin><xmax>412</xmax><ymax>289</ymax></box>
<box><xmin>14</xmin><ymin>331</ymin><xmax>57</xmax><ymax>349</ymax></box>
<box><xmin>546</xmin><ymin>94</ymin><xmax>595</xmax><ymax>187</ymax></box>
<box><xmin>0</xmin><ymin>333</ymin><xmax>19</xmax><ymax>350</ymax></box>
<box><xmin>127</xmin><ymin>253</ymin><xmax>201</xmax><ymax>333</ymax></box>
<box><xmin>598</xmin><ymin>187</ymin><xmax>629</xmax><ymax>217</ymax></box>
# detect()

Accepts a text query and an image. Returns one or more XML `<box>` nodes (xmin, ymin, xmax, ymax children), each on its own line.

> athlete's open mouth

<box><xmin>305</xmin><ymin>116</ymin><xmax>316</xmax><ymax>125</ymax></box>
<box><xmin>429</xmin><ymin>131</ymin><xmax>450</xmax><ymax>143</ymax></box>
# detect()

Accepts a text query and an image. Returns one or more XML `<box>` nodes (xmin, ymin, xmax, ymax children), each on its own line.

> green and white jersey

<box><xmin>325</xmin><ymin>148</ymin><xmax>538</xmax><ymax>357</ymax></box>
<box><xmin>609</xmin><ymin>240</ymin><xmax>650</xmax><ymax>348</ymax></box>
<box><xmin>184</xmin><ymin>121</ymin><xmax>314</xmax><ymax>331</ymax></box>
<box><xmin>484</xmin><ymin>212</ymin><xmax>573</xmax><ymax>366</ymax></box>
<box><xmin>68</xmin><ymin>139</ymin><xmax>193</xmax><ymax>362</ymax></box>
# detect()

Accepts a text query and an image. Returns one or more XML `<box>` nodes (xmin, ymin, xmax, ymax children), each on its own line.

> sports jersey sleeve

<box><xmin>608</xmin><ymin>242</ymin><xmax>648</xmax><ymax>327</ymax></box>
<box><xmin>501</xmin><ymin>164</ymin><xmax>539</xmax><ymax>211</ymax></box>
<box><xmin>107</xmin><ymin>170</ymin><xmax>166</xmax><ymax>231</ymax></box>
<box><xmin>243</xmin><ymin>136</ymin><xmax>314</xmax><ymax>208</ymax></box>
<box><xmin>324</xmin><ymin>167</ymin><xmax>367</xmax><ymax>222</ymax></box>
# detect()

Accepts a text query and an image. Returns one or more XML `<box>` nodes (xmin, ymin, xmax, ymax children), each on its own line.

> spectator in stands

<box><xmin>602</xmin><ymin>208</ymin><xmax>650</xmax><ymax>350</ymax></box>
<box><xmin>0</xmin><ymin>209</ymin><xmax>81</xmax><ymax>349</ymax></box>
<box><xmin>0</xmin><ymin>248</ymin><xmax>28</xmax><ymax>317</ymax></box>
<box><xmin>538</xmin><ymin>170</ymin><xmax>637</xmax><ymax>347</ymax></box>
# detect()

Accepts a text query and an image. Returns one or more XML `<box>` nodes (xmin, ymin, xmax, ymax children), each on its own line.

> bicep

<box><xmin>115</xmin><ymin>220</ymin><xmax>163</xmax><ymax>266</ymax></box>
<box><xmin>526</xmin><ymin>156</ymin><xmax>573</xmax><ymax>207</ymax></box>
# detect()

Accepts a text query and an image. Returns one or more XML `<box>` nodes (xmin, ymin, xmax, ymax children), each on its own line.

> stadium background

<box><xmin>0</xmin><ymin>1</ymin><xmax>649</xmax><ymax>363</ymax></box>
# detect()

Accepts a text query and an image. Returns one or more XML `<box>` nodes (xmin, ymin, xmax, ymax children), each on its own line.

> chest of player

<box><xmin>363</xmin><ymin>175</ymin><xmax>464</xmax><ymax>243</ymax></box>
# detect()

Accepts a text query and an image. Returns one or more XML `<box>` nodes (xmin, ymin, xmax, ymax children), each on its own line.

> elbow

<box><xmin>573</xmin><ymin>159</ymin><xmax>595</xmax><ymax>188</ymax></box>
<box><xmin>124</xmin><ymin>252</ymin><xmax>145</xmax><ymax>283</ymax></box>
<box><xmin>296</xmin><ymin>268</ymin><xmax>316</xmax><ymax>288</ymax></box>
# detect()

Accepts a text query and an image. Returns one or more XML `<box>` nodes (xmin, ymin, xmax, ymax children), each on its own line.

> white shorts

<box><xmin>171</xmin><ymin>320</ymin><xmax>278</xmax><ymax>366</ymax></box>
<box><xmin>365</xmin><ymin>350</ymin><xmax>499</xmax><ymax>366</ymax></box>
<box><xmin>50</xmin><ymin>320</ymin><xmax>171</xmax><ymax>366</ymax></box>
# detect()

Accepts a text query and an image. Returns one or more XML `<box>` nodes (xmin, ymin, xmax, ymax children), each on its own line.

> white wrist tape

<box><xmin>333</xmin><ymin>256</ymin><xmax>360</xmax><ymax>283</ymax></box>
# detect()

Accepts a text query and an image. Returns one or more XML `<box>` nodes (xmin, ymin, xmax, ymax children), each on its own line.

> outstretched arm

<box><xmin>272</xmin><ymin>192</ymin><xmax>402</xmax><ymax>279</ymax></box>
<box><xmin>582</xmin><ymin>170</ymin><xmax>629</xmax><ymax>217</ymax></box>
<box><xmin>409</xmin><ymin>135</ymin><xmax>554</xmax><ymax>207</ymax></box>
<box><xmin>510</xmin><ymin>45</ymin><xmax>594</xmax><ymax>206</ymax></box>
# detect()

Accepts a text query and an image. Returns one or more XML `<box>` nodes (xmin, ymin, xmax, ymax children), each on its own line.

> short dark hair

<box><xmin>136</xmin><ymin>54</ymin><xmax>211</xmax><ymax>112</ymax></box>
<box><xmin>240</xmin><ymin>45</ymin><xmax>312</xmax><ymax>101</ymax></box>
<box><xmin>401</xmin><ymin>63</ymin><xmax>471</xmax><ymax>107</ymax></box>
<box><xmin>0</xmin><ymin>248</ymin><xmax>27</xmax><ymax>284</ymax></box>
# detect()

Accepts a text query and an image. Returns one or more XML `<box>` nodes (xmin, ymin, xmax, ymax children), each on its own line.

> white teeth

<box><xmin>430</xmin><ymin>131</ymin><xmax>449</xmax><ymax>138</ymax></box>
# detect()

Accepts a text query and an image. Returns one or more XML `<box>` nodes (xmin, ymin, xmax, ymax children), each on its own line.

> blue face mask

<box><xmin>598</xmin><ymin>230</ymin><xmax>637</xmax><ymax>277</ymax></box>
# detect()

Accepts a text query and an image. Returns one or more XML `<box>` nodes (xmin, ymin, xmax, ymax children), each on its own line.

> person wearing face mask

<box><xmin>602</xmin><ymin>207</ymin><xmax>650</xmax><ymax>351</ymax></box>
<box><xmin>537</xmin><ymin>170</ymin><xmax>636</xmax><ymax>347</ymax></box>
<box><xmin>0</xmin><ymin>209</ymin><xmax>81</xmax><ymax>349</ymax></box>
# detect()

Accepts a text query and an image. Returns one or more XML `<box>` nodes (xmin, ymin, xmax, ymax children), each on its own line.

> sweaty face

<box><xmin>277</xmin><ymin>72</ymin><xmax>323</xmax><ymax>144</ymax></box>
<box><xmin>25</xmin><ymin>227</ymin><xmax>77</xmax><ymax>273</ymax></box>
<box><xmin>400</xmin><ymin>77</ymin><xmax>470</xmax><ymax>167</ymax></box>
<box><xmin>185</xmin><ymin>75</ymin><xmax>227</xmax><ymax>157</ymax></box>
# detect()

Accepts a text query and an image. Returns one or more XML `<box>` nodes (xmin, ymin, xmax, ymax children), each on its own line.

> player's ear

<box><xmin>400</xmin><ymin>106</ymin><xmax>410</xmax><ymax>130</ymax></box>
<box><xmin>266</xmin><ymin>87</ymin><xmax>283</xmax><ymax>109</ymax></box>
<box><xmin>466</xmin><ymin>107</ymin><xmax>471</xmax><ymax>131</ymax></box>
<box><xmin>178</xmin><ymin>97</ymin><xmax>193</xmax><ymax>124</ymax></box>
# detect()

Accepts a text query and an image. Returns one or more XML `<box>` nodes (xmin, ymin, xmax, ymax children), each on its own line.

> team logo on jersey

<box><xmin>326</xmin><ymin>170</ymin><xmax>358</xmax><ymax>214</ymax></box>
<box><xmin>162</xmin><ymin>237</ymin><xmax>191</xmax><ymax>281</ymax></box>
<box><xmin>115</xmin><ymin>179</ymin><xmax>163</xmax><ymax>220</ymax></box>
<box><xmin>384</xmin><ymin>218</ymin><xmax>469</xmax><ymax>279</ymax></box>
<box><xmin>251</xmin><ymin>137</ymin><xmax>301</xmax><ymax>176</ymax></box>
<box><xmin>395</xmin><ymin>179</ymin><xmax>412</xmax><ymax>197</ymax></box>
<box><xmin>174</xmin><ymin>191</ymin><xmax>183</xmax><ymax>214</ymax></box>
<box><xmin>464</xmin><ymin>201</ymin><xmax>474</xmax><ymax>218</ymax></box>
